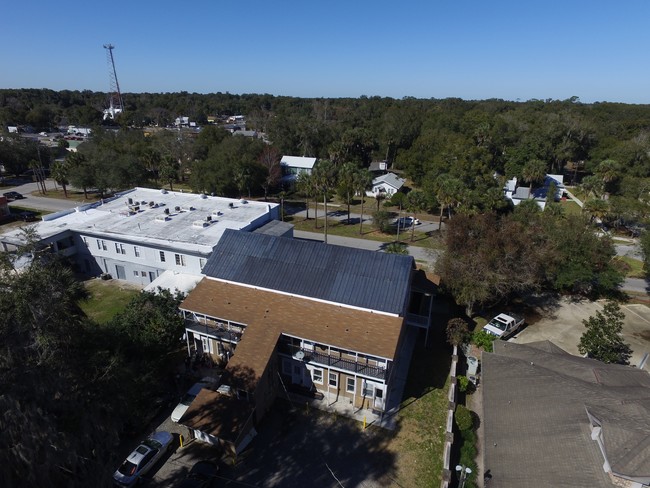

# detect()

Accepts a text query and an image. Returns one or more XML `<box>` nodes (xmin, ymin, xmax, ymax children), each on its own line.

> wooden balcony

<box><xmin>278</xmin><ymin>343</ymin><xmax>389</xmax><ymax>381</ymax></box>
<box><xmin>186</xmin><ymin>320</ymin><xmax>243</xmax><ymax>344</ymax></box>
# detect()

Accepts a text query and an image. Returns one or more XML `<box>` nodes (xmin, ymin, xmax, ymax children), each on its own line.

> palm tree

<box><xmin>595</xmin><ymin>159</ymin><xmax>621</xmax><ymax>197</ymax></box>
<box><xmin>353</xmin><ymin>169</ymin><xmax>373</xmax><ymax>235</ymax></box>
<box><xmin>406</xmin><ymin>190</ymin><xmax>427</xmax><ymax>242</ymax></box>
<box><xmin>583</xmin><ymin>198</ymin><xmax>610</xmax><ymax>223</ymax></box>
<box><xmin>337</xmin><ymin>162</ymin><xmax>357</xmax><ymax>223</ymax></box>
<box><xmin>434</xmin><ymin>175</ymin><xmax>462</xmax><ymax>230</ymax></box>
<box><xmin>312</xmin><ymin>160</ymin><xmax>337</xmax><ymax>244</ymax></box>
<box><xmin>296</xmin><ymin>172</ymin><xmax>315</xmax><ymax>220</ymax></box>
<box><xmin>50</xmin><ymin>160</ymin><xmax>70</xmax><ymax>198</ymax></box>
<box><xmin>521</xmin><ymin>159</ymin><xmax>547</xmax><ymax>196</ymax></box>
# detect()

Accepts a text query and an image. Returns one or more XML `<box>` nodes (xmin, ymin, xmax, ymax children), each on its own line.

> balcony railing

<box><xmin>278</xmin><ymin>343</ymin><xmax>389</xmax><ymax>381</ymax></box>
<box><xmin>186</xmin><ymin>320</ymin><xmax>243</xmax><ymax>344</ymax></box>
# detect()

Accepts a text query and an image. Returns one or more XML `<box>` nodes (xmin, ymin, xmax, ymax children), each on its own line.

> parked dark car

<box><xmin>17</xmin><ymin>211</ymin><xmax>37</xmax><ymax>222</ymax></box>
<box><xmin>3</xmin><ymin>191</ymin><xmax>24</xmax><ymax>201</ymax></box>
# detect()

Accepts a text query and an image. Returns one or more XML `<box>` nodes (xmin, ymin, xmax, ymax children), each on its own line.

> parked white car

<box><xmin>113</xmin><ymin>431</ymin><xmax>174</xmax><ymax>487</ymax></box>
<box><xmin>171</xmin><ymin>377</ymin><xmax>219</xmax><ymax>423</ymax></box>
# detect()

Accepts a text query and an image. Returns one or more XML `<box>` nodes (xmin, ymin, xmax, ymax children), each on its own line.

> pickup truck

<box><xmin>484</xmin><ymin>313</ymin><xmax>524</xmax><ymax>339</ymax></box>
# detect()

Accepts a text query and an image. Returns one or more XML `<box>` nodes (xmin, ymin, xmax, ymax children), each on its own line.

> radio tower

<box><xmin>103</xmin><ymin>43</ymin><xmax>124</xmax><ymax>121</ymax></box>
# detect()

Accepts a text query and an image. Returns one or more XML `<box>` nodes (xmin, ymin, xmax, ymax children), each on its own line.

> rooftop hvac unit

<box><xmin>128</xmin><ymin>197</ymin><xmax>133</xmax><ymax>205</ymax></box>
<box><xmin>200</xmin><ymin>193</ymin><xmax>207</xmax><ymax>199</ymax></box>
<box><xmin>164</xmin><ymin>208</ymin><xmax>170</xmax><ymax>215</ymax></box>
<box><xmin>240</xmin><ymin>199</ymin><xmax>248</xmax><ymax>204</ymax></box>
<box><xmin>206</xmin><ymin>215</ymin><xmax>212</xmax><ymax>222</ymax></box>
<box><xmin>149</xmin><ymin>201</ymin><xmax>155</xmax><ymax>207</ymax></box>
<box><xmin>212</xmin><ymin>210</ymin><xmax>223</xmax><ymax>216</ymax></box>
<box><xmin>160</xmin><ymin>189</ymin><xmax>168</xmax><ymax>194</ymax></box>
<box><xmin>155</xmin><ymin>215</ymin><xmax>168</xmax><ymax>222</ymax></box>
<box><xmin>193</xmin><ymin>220</ymin><xmax>208</xmax><ymax>228</ymax></box>
<box><xmin>175</xmin><ymin>206</ymin><xmax>181</xmax><ymax>212</ymax></box>
<box><xmin>228</xmin><ymin>202</ymin><xmax>234</xmax><ymax>209</ymax></box>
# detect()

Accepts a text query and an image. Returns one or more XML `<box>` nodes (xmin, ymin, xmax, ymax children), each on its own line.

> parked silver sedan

<box><xmin>113</xmin><ymin>431</ymin><xmax>174</xmax><ymax>487</ymax></box>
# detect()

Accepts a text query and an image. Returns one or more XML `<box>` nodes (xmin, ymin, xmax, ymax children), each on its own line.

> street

<box><xmin>3</xmin><ymin>177</ymin><xmax>80</xmax><ymax>213</ymax></box>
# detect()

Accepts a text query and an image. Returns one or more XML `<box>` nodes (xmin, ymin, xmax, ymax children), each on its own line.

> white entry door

<box><xmin>373</xmin><ymin>385</ymin><xmax>386</xmax><ymax>409</ymax></box>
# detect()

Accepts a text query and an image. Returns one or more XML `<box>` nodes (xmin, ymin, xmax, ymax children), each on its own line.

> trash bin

<box><xmin>467</xmin><ymin>356</ymin><xmax>479</xmax><ymax>376</ymax></box>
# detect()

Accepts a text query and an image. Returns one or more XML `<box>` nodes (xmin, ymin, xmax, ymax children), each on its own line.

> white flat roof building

<box><xmin>0</xmin><ymin>188</ymin><xmax>280</xmax><ymax>289</ymax></box>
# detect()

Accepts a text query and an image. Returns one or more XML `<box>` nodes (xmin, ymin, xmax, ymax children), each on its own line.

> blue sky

<box><xmin>2</xmin><ymin>1</ymin><xmax>650</xmax><ymax>103</ymax></box>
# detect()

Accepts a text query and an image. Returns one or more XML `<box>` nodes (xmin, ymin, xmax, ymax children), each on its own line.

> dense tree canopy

<box><xmin>436</xmin><ymin>211</ymin><xmax>623</xmax><ymax>316</ymax></box>
<box><xmin>0</xmin><ymin>238</ymin><xmax>186</xmax><ymax>487</ymax></box>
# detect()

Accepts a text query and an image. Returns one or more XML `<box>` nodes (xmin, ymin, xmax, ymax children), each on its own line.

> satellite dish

<box><xmin>294</xmin><ymin>350</ymin><xmax>305</xmax><ymax>360</ymax></box>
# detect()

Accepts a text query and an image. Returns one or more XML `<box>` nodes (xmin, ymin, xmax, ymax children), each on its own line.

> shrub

<box><xmin>456</xmin><ymin>376</ymin><xmax>470</xmax><ymax>393</ymax></box>
<box><xmin>446</xmin><ymin>317</ymin><xmax>470</xmax><ymax>347</ymax></box>
<box><xmin>455</xmin><ymin>404</ymin><xmax>473</xmax><ymax>431</ymax></box>
<box><xmin>472</xmin><ymin>330</ymin><xmax>497</xmax><ymax>352</ymax></box>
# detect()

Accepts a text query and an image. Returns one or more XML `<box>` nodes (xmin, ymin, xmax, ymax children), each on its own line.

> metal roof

<box><xmin>372</xmin><ymin>173</ymin><xmax>405</xmax><ymax>190</ymax></box>
<box><xmin>202</xmin><ymin>229</ymin><xmax>414</xmax><ymax>314</ymax></box>
<box><xmin>280</xmin><ymin>155</ymin><xmax>317</xmax><ymax>169</ymax></box>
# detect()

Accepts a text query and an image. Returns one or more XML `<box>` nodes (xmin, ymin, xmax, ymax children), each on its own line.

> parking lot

<box><xmin>510</xmin><ymin>297</ymin><xmax>650</xmax><ymax>370</ymax></box>
<box><xmin>123</xmin><ymin>398</ymin><xmax>395</xmax><ymax>488</ymax></box>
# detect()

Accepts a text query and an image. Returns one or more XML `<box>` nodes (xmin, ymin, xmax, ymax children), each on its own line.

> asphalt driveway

<box><xmin>509</xmin><ymin>298</ymin><xmax>650</xmax><ymax>370</ymax></box>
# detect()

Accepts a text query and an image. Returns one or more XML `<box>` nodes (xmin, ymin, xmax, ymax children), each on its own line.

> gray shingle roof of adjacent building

<box><xmin>482</xmin><ymin>340</ymin><xmax>650</xmax><ymax>488</ymax></box>
<box><xmin>202</xmin><ymin>229</ymin><xmax>414</xmax><ymax>315</ymax></box>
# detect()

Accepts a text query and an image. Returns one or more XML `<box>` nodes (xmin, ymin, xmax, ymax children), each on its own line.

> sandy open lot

<box><xmin>509</xmin><ymin>297</ymin><xmax>650</xmax><ymax>370</ymax></box>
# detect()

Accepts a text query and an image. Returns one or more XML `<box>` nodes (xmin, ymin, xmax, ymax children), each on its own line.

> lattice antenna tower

<box><xmin>103</xmin><ymin>43</ymin><xmax>124</xmax><ymax>120</ymax></box>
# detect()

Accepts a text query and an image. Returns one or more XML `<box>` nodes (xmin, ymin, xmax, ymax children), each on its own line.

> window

<box><xmin>175</xmin><ymin>254</ymin><xmax>186</xmax><ymax>266</ymax></box>
<box><xmin>96</xmin><ymin>239</ymin><xmax>101</xmax><ymax>250</ymax></box>
<box><xmin>101</xmin><ymin>240</ymin><xmax>107</xmax><ymax>251</ymax></box>
<box><xmin>159</xmin><ymin>251</ymin><xmax>166</xmax><ymax>262</ymax></box>
<box><xmin>115</xmin><ymin>243</ymin><xmax>126</xmax><ymax>254</ymax></box>
<box><xmin>97</xmin><ymin>239</ymin><xmax>107</xmax><ymax>251</ymax></box>
<box><xmin>133</xmin><ymin>271</ymin><xmax>139</xmax><ymax>277</ymax></box>
<box><xmin>346</xmin><ymin>377</ymin><xmax>355</xmax><ymax>393</ymax></box>
<box><xmin>140</xmin><ymin>271</ymin><xmax>147</xmax><ymax>277</ymax></box>
<box><xmin>312</xmin><ymin>368</ymin><xmax>323</xmax><ymax>384</ymax></box>
<box><xmin>362</xmin><ymin>381</ymin><xmax>374</xmax><ymax>397</ymax></box>
<box><xmin>329</xmin><ymin>372</ymin><xmax>338</xmax><ymax>388</ymax></box>
<box><xmin>134</xmin><ymin>246</ymin><xmax>140</xmax><ymax>257</ymax></box>
<box><xmin>199</xmin><ymin>258</ymin><xmax>206</xmax><ymax>269</ymax></box>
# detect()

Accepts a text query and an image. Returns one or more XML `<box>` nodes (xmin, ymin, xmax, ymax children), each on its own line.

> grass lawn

<box><xmin>288</xmin><ymin>215</ymin><xmax>445</xmax><ymax>251</ymax></box>
<box><xmin>614</xmin><ymin>255</ymin><xmax>645</xmax><ymax>279</ymax></box>
<box><xmin>80</xmin><ymin>279</ymin><xmax>140</xmax><ymax>324</ymax></box>
<box><xmin>386</xmin><ymin>333</ymin><xmax>451</xmax><ymax>487</ymax></box>
<box><xmin>559</xmin><ymin>199</ymin><xmax>582</xmax><ymax>215</ymax></box>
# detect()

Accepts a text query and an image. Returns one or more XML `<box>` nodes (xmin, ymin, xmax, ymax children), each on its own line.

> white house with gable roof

<box><xmin>280</xmin><ymin>155</ymin><xmax>317</xmax><ymax>184</ymax></box>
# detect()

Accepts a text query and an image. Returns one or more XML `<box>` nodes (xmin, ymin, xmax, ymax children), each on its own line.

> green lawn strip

<box><xmin>390</xmin><ymin>336</ymin><xmax>451</xmax><ymax>487</ymax></box>
<box><xmin>559</xmin><ymin>199</ymin><xmax>582</xmax><ymax>215</ymax></box>
<box><xmin>288</xmin><ymin>216</ymin><xmax>444</xmax><ymax>250</ymax></box>
<box><xmin>80</xmin><ymin>280</ymin><xmax>140</xmax><ymax>324</ymax></box>
<box><xmin>614</xmin><ymin>255</ymin><xmax>645</xmax><ymax>278</ymax></box>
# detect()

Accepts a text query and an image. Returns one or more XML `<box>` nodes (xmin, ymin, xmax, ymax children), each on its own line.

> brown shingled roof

<box><xmin>181</xmin><ymin>278</ymin><xmax>405</xmax><ymax>386</ymax></box>
<box><xmin>179</xmin><ymin>388</ymin><xmax>253</xmax><ymax>442</ymax></box>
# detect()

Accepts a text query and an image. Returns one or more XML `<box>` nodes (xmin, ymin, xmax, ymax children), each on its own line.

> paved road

<box><xmin>3</xmin><ymin>178</ymin><xmax>80</xmax><ymax>213</ymax></box>
<box><xmin>289</xmin><ymin>205</ymin><xmax>441</xmax><ymax>266</ymax></box>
